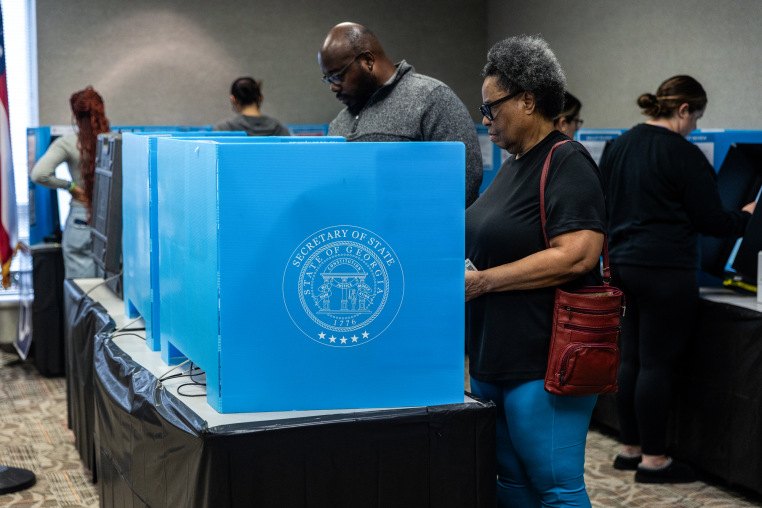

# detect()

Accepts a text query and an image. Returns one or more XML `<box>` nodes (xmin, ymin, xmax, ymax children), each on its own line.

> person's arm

<box><xmin>421</xmin><ymin>86</ymin><xmax>483</xmax><ymax>207</ymax></box>
<box><xmin>465</xmin><ymin>229</ymin><xmax>603</xmax><ymax>302</ymax></box>
<box><xmin>30</xmin><ymin>137</ymin><xmax>74</xmax><ymax>189</ymax></box>
<box><xmin>681</xmin><ymin>157</ymin><xmax>751</xmax><ymax>238</ymax></box>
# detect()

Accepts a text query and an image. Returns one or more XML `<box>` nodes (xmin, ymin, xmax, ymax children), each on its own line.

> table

<box><xmin>63</xmin><ymin>278</ymin><xmax>122</xmax><ymax>478</ymax></box>
<box><xmin>64</xmin><ymin>278</ymin><xmax>497</xmax><ymax>507</ymax></box>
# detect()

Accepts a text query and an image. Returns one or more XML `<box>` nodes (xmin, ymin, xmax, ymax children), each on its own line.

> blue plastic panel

<box><xmin>111</xmin><ymin>125</ymin><xmax>214</xmax><ymax>133</ymax></box>
<box><xmin>122</xmin><ymin>131</ymin><xmax>247</xmax><ymax>353</ymax></box>
<box><xmin>286</xmin><ymin>124</ymin><xmax>329</xmax><ymax>136</ymax></box>
<box><xmin>687</xmin><ymin>130</ymin><xmax>762</xmax><ymax>170</ymax></box>
<box><xmin>122</xmin><ymin>133</ymin><xmax>342</xmax><ymax>357</ymax></box>
<box><xmin>576</xmin><ymin>129</ymin><xmax>627</xmax><ymax>167</ymax></box>
<box><xmin>475</xmin><ymin>124</ymin><xmax>504</xmax><ymax>194</ymax></box>
<box><xmin>27</xmin><ymin>127</ymin><xmax>58</xmax><ymax>245</ymax></box>
<box><xmin>157</xmin><ymin>139</ymin><xmax>465</xmax><ymax>412</ymax></box>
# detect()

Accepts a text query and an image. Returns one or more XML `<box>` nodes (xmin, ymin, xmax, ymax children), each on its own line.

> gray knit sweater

<box><xmin>327</xmin><ymin>61</ymin><xmax>483</xmax><ymax>207</ymax></box>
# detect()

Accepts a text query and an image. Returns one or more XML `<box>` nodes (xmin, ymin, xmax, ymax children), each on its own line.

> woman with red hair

<box><xmin>31</xmin><ymin>86</ymin><xmax>110</xmax><ymax>277</ymax></box>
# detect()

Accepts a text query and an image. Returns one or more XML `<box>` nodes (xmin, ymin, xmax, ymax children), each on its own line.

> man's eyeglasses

<box><xmin>479</xmin><ymin>90</ymin><xmax>524</xmax><ymax>121</ymax></box>
<box><xmin>321</xmin><ymin>53</ymin><xmax>363</xmax><ymax>85</ymax></box>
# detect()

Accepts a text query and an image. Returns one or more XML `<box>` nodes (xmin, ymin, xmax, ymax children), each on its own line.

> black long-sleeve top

<box><xmin>601</xmin><ymin>123</ymin><xmax>751</xmax><ymax>269</ymax></box>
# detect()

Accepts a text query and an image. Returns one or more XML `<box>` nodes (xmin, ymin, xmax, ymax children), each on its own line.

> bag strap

<box><xmin>539</xmin><ymin>139</ymin><xmax>611</xmax><ymax>284</ymax></box>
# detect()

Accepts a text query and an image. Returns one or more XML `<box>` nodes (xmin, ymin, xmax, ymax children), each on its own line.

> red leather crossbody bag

<box><xmin>540</xmin><ymin>140</ymin><xmax>625</xmax><ymax>396</ymax></box>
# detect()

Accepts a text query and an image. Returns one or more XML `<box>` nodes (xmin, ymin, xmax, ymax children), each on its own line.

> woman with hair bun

<box><xmin>30</xmin><ymin>86</ymin><xmax>110</xmax><ymax>278</ymax></box>
<box><xmin>601</xmin><ymin>75</ymin><xmax>755</xmax><ymax>483</ymax></box>
<box><xmin>214</xmin><ymin>77</ymin><xmax>290</xmax><ymax>136</ymax></box>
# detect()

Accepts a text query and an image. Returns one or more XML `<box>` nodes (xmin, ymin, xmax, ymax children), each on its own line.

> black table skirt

<box><xmin>63</xmin><ymin>279</ymin><xmax>111</xmax><ymax>479</ymax></box>
<box><xmin>64</xmin><ymin>279</ymin><xmax>497</xmax><ymax>507</ymax></box>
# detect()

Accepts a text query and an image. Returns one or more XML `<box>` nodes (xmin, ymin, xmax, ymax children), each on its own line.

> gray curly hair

<box><xmin>483</xmin><ymin>35</ymin><xmax>567</xmax><ymax>119</ymax></box>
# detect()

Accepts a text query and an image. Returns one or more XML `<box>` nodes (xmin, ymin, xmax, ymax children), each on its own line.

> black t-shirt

<box><xmin>465</xmin><ymin>130</ymin><xmax>607</xmax><ymax>382</ymax></box>
<box><xmin>600</xmin><ymin>123</ymin><xmax>750</xmax><ymax>269</ymax></box>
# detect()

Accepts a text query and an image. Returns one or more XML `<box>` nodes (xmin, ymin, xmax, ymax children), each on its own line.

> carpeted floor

<box><xmin>0</xmin><ymin>348</ymin><xmax>98</xmax><ymax>507</ymax></box>
<box><xmin>1</xmin><ymin>348</ymin><xmax>760</xmax><ymax>507</ymax></box>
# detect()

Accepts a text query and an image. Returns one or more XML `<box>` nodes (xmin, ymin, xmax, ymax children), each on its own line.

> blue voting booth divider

<box><xmin>286</xmin><ymin>124</ymin><xmax>329</xmax><ymax>136</ymax></box>
<box><xmin>686</xmin><ymin>130</ymin><xmax>762</xmax><ymax>170</ymax></box>
<box><xmin>122</xmin><ymin>131</ymin><xmax>245</xmax><ymax>354</ymax></box>
<box><xmin>575</xmin><ymin>129</ymin><xmax>627</xmax><ymax>167</ymax></box>
<box><xmin>122</xmin><ymin>133</ymin><xmax>343</xmax><ymax>359</ymax></box>
<box><xmin>27</xmin><ymin>127</ymin><xmax>62</xmax><ymax>245</ymax></box>
<box><xmin>155</xmin><ymin>139</ymin><xmax>465</xmax><ymax>412</ymax></box>
<box><xmin>111</xmin><ymin>125</ymin><xmax>214</xmax><ymax>133</ymax></box>
<box><xmin>475</xmin><ymin>124</ymin><xmax>504</xmax><ymax>194</ymax></box>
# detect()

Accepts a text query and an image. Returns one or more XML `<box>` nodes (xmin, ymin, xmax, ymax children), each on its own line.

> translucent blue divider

<box><xmin>123</xmin><ymin>131</ymin><xmax>244</xmax><ymax>354</ymax></box>
<box><xmin>687</xmin><ymin>130</ymin><xmax>762</xmax><ymax>170</ymax></box>
<box><xmin>122</xmin><ymin>133</ymin><xmax>344</xmax><ymax>363</ymax></box>
<box><xmin>27</xmin><ymin>127</ymin><xmax>59</xmax><ymax>245</ymax></box>
<box><xmin>156</xmin><ymin>139</ymin><xmax>465</xmax><ymax>412</ymax></box>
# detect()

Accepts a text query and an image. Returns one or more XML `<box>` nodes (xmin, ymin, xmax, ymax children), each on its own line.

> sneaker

<box><xmin>613</xmin><ymin>454</ymin><xmax>642</xmax><ymax>470</ymax></box>
<box><xmin>635</xmin><ymin>458</ymin><xmax>696</xmax><ymax>484</ymax></box>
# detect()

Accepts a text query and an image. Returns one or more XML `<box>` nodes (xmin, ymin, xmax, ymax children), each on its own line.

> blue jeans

<box><xmin>470</xmin><ymin>378</ymin><xmax>596</xmax><ymax>508</ymax></box>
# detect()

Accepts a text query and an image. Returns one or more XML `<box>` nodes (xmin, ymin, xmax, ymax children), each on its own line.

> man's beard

<box><xmin>344</xmin><ymin>71</ymin><xmax>378</xmax><ymax>116</ymax></box>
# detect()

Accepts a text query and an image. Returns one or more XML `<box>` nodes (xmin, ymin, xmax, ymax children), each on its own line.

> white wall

<box><xmin>36</xmin><ymin>0</ymin><xmax>487</xmax><ymax>127</ymax></box>
<box><xmin>487</xmin><ymin>0</ymin><xmax>762</xmax><ymax>130</ymax></box>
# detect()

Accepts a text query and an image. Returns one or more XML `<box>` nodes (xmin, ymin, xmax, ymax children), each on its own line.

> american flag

<box><xmin>0</xmin><ymin>5</ymin><xmax>17</xmax><ymax>288</ymax></box>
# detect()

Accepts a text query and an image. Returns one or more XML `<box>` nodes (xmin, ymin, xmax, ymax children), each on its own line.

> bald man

<box><xmin>318</xmin><ymin>22</ymin><xmax>483</xmax><ymax>207</ymax></box>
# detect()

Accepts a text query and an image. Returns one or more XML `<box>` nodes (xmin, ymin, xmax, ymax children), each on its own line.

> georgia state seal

<box><xmin>283</xmin><ymin>225</ymin><xmax>404</xmax><ymax>347</ymax></box>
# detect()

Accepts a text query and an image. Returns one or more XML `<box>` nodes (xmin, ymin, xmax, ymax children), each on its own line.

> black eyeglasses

<box><xmin>321</xmin><ymin>53</ymin><xmax>363</xmax><ymax>85</ymax></box>
<box><xmin>479</xmin><ymin>90</ymin><xmax>524</xmax><ymax>121</ymax></box>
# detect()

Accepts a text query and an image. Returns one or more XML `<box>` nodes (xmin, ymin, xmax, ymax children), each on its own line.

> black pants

<box><xmin>612</xmin><ymin>265</ymin><xmax>698</xmax><ymax>456</ymax></box>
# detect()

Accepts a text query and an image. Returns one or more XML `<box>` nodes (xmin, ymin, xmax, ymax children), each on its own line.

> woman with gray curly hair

<box><xmin>465</xmin><ymin>35</ymin><xmax>607</xmax><ymax>507</ymax></box>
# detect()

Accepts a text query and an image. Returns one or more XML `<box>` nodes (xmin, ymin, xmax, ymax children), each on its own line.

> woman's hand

<box><xmin>743</xmin><ymin>201</ymin><xmax>756</xmax><ymax>214</ymax></box>
<box><xmin>69</xmin><ymin>185</ymin><xmax>86</xmax><ymax>203</ymax></box>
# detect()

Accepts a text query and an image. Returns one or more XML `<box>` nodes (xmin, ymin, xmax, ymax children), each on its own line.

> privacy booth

<box><xmin>152</xmin><ymin>138</ymin><xmax>467</xmax><ymax>413</ymax></box>
<box><xmin>88</xmin><ymin>138</ymin><xmax>495</xmax><ymax>507</ymax></box>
